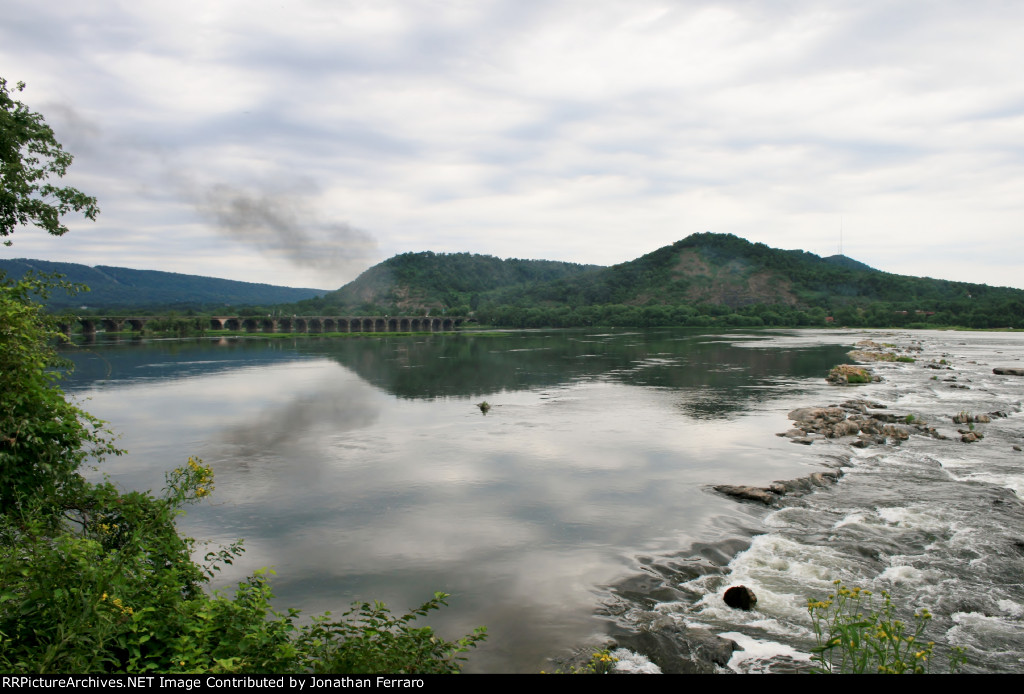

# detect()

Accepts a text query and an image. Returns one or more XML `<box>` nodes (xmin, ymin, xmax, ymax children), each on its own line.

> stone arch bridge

<box><xmin>61</xmin><ymin>315</ymin><xmax>467</xmax><ymax>335</ymax></box>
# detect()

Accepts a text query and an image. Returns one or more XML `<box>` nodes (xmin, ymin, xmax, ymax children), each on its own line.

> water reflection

<box><xmin>59</xmin><ymin>328</ymin><xmax>851</xmax><ymax>672</ymax></box>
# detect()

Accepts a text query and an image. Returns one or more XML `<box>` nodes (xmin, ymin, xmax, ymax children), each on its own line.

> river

<box><xmin>58</xmin><ymin>328</ymin><xmax>1024</xmax><ymax>673</ymax></box>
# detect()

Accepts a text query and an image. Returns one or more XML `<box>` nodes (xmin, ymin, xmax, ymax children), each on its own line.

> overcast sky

<box><xmin>3</xmin><ymin>0</ymin><xmax>1023</xmax><ymax>291</ymax></box>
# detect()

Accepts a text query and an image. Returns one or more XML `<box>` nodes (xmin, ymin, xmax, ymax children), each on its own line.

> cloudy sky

<box><xmin>3</xmin><ymin>0</ymin><xmax>1023</xmax><ymax>290</ymax></box>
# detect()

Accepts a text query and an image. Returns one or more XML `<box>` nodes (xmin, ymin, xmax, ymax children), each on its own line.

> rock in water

<box><xmin>826</xmin><ymin>364</ymin><xmax>877</xmax><ymax>385</ymax></box>
<box><xmin>993</xmin><ymin>367</ymin><xmax>1024</xmax><ymax>376</ymax></box>
<box><xmin>713</xmin><ymin>485</ymin><xmax>777</xmax><ymax>505</ymax></box>
<box><xmin>723</xmin><ymin>585</ymin><xmax>757</xmax><ymax>610</ymax></box>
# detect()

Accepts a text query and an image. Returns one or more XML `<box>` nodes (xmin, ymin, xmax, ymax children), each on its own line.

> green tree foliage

<box><xmin>322</xmin><ymin>251</ymin><xmax>601</xmax><ymax>314</ymax></box>
<box><xmin>0</xmin><ymin>79</ymin><xmax>99</xmax><ymax>244</ymax></box>
<box><xmin>0</xmin><ymin>273</ymin><xmax>118</xmax><ymax>519</ymax></box>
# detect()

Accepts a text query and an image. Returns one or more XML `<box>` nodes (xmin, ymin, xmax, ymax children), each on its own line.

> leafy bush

<box><xmin>297</xmin><ymin>595</ymin><xmax>486</xmax><ymax>674</ymax></box>
<box><xmin>807</xmin><ymin>582</ymin><xmax>966</xmax><ymax>674</ymax></box>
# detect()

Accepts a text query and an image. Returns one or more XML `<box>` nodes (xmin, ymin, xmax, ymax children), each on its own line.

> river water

<box><xmin>59</xmin><ymin>328</ymin><xmax>1024</xmax><ymax>673</ymax></box>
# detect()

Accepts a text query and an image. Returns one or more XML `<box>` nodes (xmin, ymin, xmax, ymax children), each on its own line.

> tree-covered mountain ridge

<box><xmin>0</xmin><ymin>258</ymin><xmax>327</xmax><ymax>311</ymax></box>
<box><xmin>317</xmin><ymin>233</ymin><xmax>1024</xmax><ymax>329</ymax></box>
<box><xmin>502</xmin><ymin>232</ymin><xmax>1020</xmax><ymax>308</ymax></box>
<box><xmin>319</xmin><ymin>251</ymin><xmax>603</xmax><ymax>314</ymax></box>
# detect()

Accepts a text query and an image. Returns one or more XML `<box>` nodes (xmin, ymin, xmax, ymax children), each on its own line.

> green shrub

<box><xmin>807</xmin><ymin>582</ymin><xmax>966</xmax><ymax>674</ymax></box>
<box><xmin>298</xmin><ymin>594</ymin><xmax>487</xmax><ymax>674</ymax></box>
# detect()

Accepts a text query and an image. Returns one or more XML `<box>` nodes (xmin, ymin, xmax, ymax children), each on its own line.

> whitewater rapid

<box><xmin>612</xmin><ymin>330</ymin><xmax>1024</xmax><ymax>674</ymax></box>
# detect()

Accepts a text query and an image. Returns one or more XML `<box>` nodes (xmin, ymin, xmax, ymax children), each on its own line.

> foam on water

<box><xmin>878</xmin><ymin>564</ymin><xmax>934</xmax><ymax>585</ymax></box>
<box><xmin>610</xmin><ymin>649</ymin><xmax>662</xmax><ymax>674</ymax></box>
<box><xmin>719</xmin><ymin>631</ymin><xmax>812</xmax><ymax>674</ymax></box>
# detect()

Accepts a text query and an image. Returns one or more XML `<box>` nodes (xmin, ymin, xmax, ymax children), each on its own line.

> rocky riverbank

<box><xmin>592</xmin><ymin>330</ymin><xmax>1024</xmax><ymax>674</ymax></box>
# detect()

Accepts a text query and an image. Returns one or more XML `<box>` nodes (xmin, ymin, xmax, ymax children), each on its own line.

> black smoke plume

<box><xmin>200</xmin><ymin>184</ymin><xmax>377</xmax><ymax>279</ymax></box>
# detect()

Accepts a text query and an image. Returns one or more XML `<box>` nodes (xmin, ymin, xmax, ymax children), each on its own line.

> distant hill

<box><xmin>0</xmin><ymin>259</ymin><xmax>327</xmax><ymax>311</ymax></box>
<box><xmin>484</xmin><ymin>232</ymin><xmax>1021</xmax><ymax>309</ymax></box>
<box><xmin>318</xmin><ymin>252</ymin><xmax>603</xmax><ymax>312</ymax></box>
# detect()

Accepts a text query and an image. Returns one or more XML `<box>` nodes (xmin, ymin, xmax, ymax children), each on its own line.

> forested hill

<box><xmin>474</xmin><ymin>233</ymin><xmax>1024</xmax><ymax>328</ymax></box>
<box><xmin>490</xmin><ymin>232</ymin><xmax>1017</xmax><ymax>308</ymax></box>
<box><xmin>314</xmin><ymin>252</ymin><xmax>603</xmax><ymax>314</ymax></box>
<box><xmin>0</xmin><ymin>259</ymin><xmax>327</xmax><ymax>311</ymax></box>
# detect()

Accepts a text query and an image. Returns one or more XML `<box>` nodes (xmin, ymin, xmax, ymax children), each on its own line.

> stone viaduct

<box><xmin>60</xmin><ymin>315</ymin><xmax>467</xmax><ymax>335</ymax></box>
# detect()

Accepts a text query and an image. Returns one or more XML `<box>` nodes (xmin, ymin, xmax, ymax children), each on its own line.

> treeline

<box><xmin>474</xmin><ymin>299</ymin><xmax>1024</xmax><ymax>330</ymax></box>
